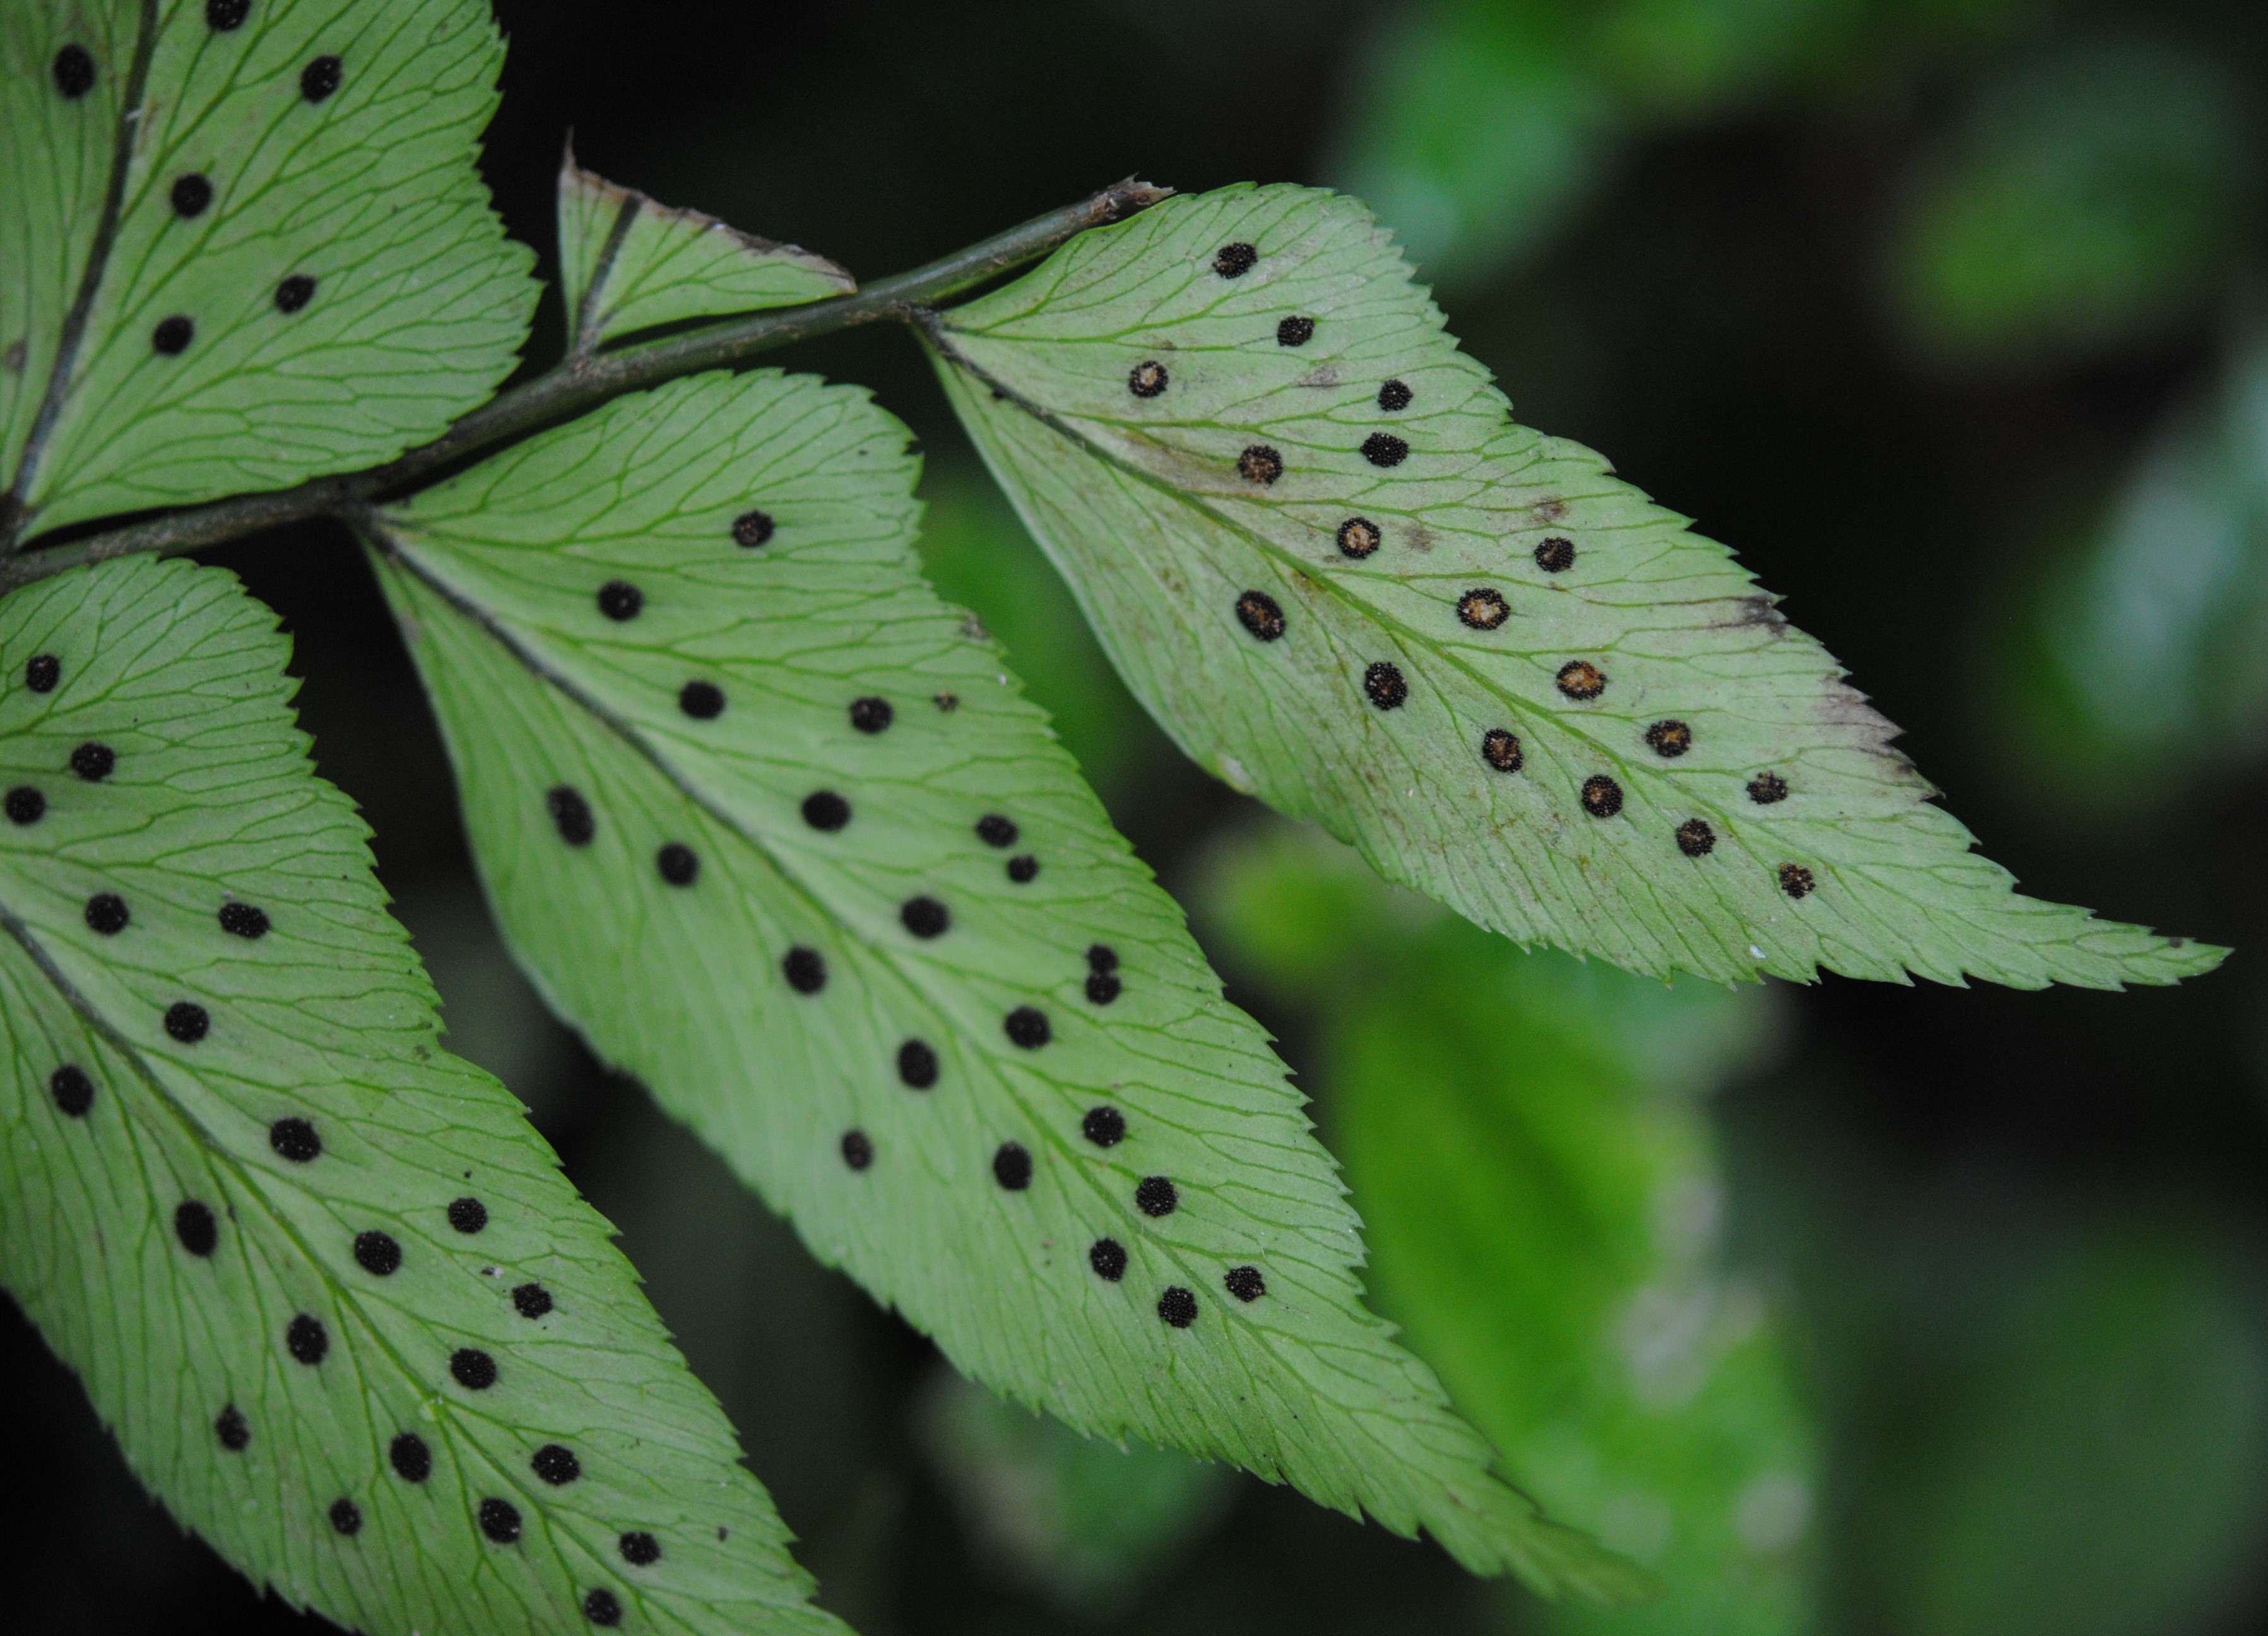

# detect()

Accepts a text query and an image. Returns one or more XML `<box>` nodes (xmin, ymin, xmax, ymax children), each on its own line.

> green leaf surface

<box><xmin>926</xmin><ymin>182</ymin><xmax>2221</xmax><ymax>990</ymax></box>
<box><xmin>557</xmin><ymin>149</ymin><xmax>853</xmax><ymax>354</ymax></box>
<box><xmin>914</xmin><ymin>462</ymin><xmax>1167</xmax><ymax>807</ymax></box>
<box><xmin>362</xmin><ymin>367</ymin><xmax>1639</xmax><ymax>1597</ymax></box>
<box><xmin>0</xmin><ymin>556</ymin><xmax>837</xmax><ymax>1636</ymax></box>
<box><xmin>0</xmin><ymin>0</ymin><xmax>535</xmax><ymax>543</ymax></box>
<box><xmin>1204</xmin><ymin>823</ymin><xmax>1817</xmax><ymax>1635</ymax></box>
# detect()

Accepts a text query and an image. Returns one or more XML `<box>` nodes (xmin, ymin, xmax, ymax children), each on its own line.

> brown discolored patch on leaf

<box><xmin>1107</xmin><ymin>424</ymin><xmax>1238</xmax><ymax>494</ymax></box>
<box><xmin>1742</xmin><ymin>596</ymin><xmax>1788</xmax><ymax>631</ymax></box>
<box><xmin>1556</xmin><ymin>660</ymin><xmax>1607</xmax><ymax>701</ymax></box>
<box><xmin>1533</xmin><ymin>498</ymin><xmax>1569</xmax><ymax>524</ymax></box>
<box><xmin>1296</xmin><ymin>364</ymin><xmax>1342</xmax><ymax>389</ymax></box>
<box><xmin>1404</xmin><ymin>521</ymin><xmax>1436</xmax><ymax>553</ymax></box>
<box><xmin>1711</xmin><ymin>595</ymin><xmax>1788</xmax><ymax>634</ymax></box>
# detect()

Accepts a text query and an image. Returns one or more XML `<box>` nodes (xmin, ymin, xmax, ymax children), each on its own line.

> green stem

<box><xmin>0</xmin><ymin>178</ymin><xmax>1167</xmax><ymax>591</ymax></box>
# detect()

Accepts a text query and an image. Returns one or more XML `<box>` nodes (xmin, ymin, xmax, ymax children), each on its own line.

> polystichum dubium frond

<box><xmin>0</xmin><ymin>5</ymin><xmax>2226</xmax><ymax>1631</ymax></box>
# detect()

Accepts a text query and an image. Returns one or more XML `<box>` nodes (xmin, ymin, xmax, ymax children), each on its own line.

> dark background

<box><xmin>9</xmin><ymin>1</ymin><xmax>2268</xmax><ymax>1632</ymax></box>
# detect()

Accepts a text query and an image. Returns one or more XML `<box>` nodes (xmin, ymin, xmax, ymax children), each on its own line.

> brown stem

<box><xmin>1</xmin><ymin>177</ymin><xmax>1167</xmax><ymax>591</ymax></box>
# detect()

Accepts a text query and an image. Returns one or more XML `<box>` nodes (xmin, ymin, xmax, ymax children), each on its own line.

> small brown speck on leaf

<box><xmin>1480</xmin><ymin>729</ymin><xmax>1523</xmax><ymax>772</ymax></box>
<box><xmin>1556</xmin><ymin>660</ymin><xmax>1606</xmax><ymax>701</ymax></box>
<box><xmin>1645</xmin><ymin>720</ymin><xmax>1692</xmax><ymax>757</ymax></box>
<box><xmin>1456</xmin><ymin>588</ymin><xmax>1509</xmax><ymax>630</ymax></box>
<box><xmin>1235</xmin><ymin>590</ymin><xmax>1287</xmax><ymax>641</ymax></box>
<box><xmin>1337</xmin><ymin>518</ymin><xmax>1381</xmax><ymax>558</ymax></box>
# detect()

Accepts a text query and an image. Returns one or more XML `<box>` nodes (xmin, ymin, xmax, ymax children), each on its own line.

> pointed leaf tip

<box><xmin>557</xmin><ymin>150</ymin><xmax>853</xmax><ymax>353</ymax></box>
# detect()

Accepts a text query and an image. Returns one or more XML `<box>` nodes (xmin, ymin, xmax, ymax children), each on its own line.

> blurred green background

<box><xmin>10</xmin><ymin>1</ymin><xmax>2268</xmax><ymax>1631</ymax></box>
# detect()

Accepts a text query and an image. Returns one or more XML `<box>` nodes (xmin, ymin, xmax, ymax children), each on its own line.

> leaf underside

<box><xmin>0</xmin><ymin>557</ymin><xmax>838</xmax><ymax>1636</ymax></box>
<box><xmin>365</xmin><ymin>367</ymin><xmax>1641</xmax><ymax>1598</ymax></box>
<box><xmin>927</xmin><ymin>182</ymin><xmax>2221</xmax><ymax>990</ymax></box>
<box><xmin>0</xmin><ymin>0</ymin><xmax>534</xmax><ymax>543</ymax></box>
<box><xmin>557</xmin><ymin>151</ymin><xmax>853</xmax><ymax>354</ymax></box>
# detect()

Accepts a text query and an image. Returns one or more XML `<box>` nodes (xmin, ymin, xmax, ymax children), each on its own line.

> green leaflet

<box><xmin>0</xmin><ymin>0</ymin><xmax>534</xmax><ymax>544</ymax></box>
<box><xmin>362</xmin><ymin>367</ymin><xmax>1642</xmax><ymax>1598</ymax></box>
<box><xmin>558</xmin><ymin>149</ymin><xmax>853</xmax><ymax>353</ymax></box>
<box><xmin>926</xmin><ymin>182</ymin><xmax>2221</xmax><ymax>990</ymax></box>
<box><xmin>0</xmin><ymin>556</ymin><xmax>837</xmax><ymax>1636</ymax></box>
<box><xmin>1204</xmin><ymin>824</ymin><xmax>1817</xmax><ymax>1635</ymax></box>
